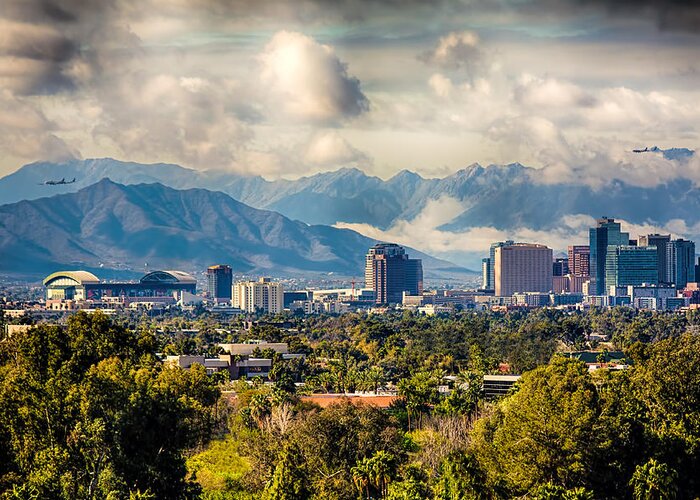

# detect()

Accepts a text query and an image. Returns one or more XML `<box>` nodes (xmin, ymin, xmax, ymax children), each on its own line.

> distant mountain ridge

<box><xmin>0</xmin><ymin>149</ymin><xmax>697</xmax><ymax>234</ymax></box>
<box><xmin>0</xmin><ymin>179</ymin><xmax>467</xmax><ymax>278</ymax></box>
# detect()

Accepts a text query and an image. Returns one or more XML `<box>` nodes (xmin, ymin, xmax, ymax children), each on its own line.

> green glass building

<box><xmin>589</xmin><ymin>218</ymin><xmax>629</xmax><ymax>295</ymax></box>
<box><xmin>605</xmin><ymin>246</ymin><xmax>658</xmax><ymax>291</ymax></box>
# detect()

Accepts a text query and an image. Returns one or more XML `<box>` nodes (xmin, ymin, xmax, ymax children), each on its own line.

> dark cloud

<box><xmin>507</xmin><ymin>0</ymin><xmax>700</xmax><ymax>34</ymax></box>
<box><xmin>0</xmin><ymin>0</ymin><xmax>127</xmax><ymax>95</ymax></box>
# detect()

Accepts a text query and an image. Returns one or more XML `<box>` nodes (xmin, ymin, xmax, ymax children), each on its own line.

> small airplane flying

<box><xmin>632</xmin><ymin>147</ymin><xmax>649</xmax><ymax>153</ymax></box>
<box><xmin>38</xmin><ymin>177</ymin><xmax>76</xmax><ymax>185</ymax></box>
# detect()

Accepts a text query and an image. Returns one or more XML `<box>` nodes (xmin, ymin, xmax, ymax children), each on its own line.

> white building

<box><xmin>232</xmin><ymin>277</ymin><xmax>284</xmax><ymax>313</ymax></box>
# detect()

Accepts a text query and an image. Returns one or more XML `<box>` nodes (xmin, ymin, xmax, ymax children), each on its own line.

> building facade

<box><xmin>666</xmin><ymin>239</ymin><xmax>696</xmax><ymax>288</ymax></box>
<box><xmin>207</xmin><ymin>264</ymin><xmax>233</xmax><ymax>301</ymax></box>
<box><xmin>43</xmin><ymin>270</ymin><xmax>197</xmax><ymax>302</ymax></box>
<box><xmin>567</xmin><ymin>245</ymin><xmax>590</xmax><ymax>277</ymax></box>
<box><xmin>553</xmin><ymin>257</ymin><xmax>569</xmax><ymax>277</ymax></box>
<box><xmin>365</xmin><ymin>243</ymin><xmax>423</xmax><ymax>304</ymax></box>
<box><xmin>232</xmin><ymin>277</ymin><xmax>284</xmax><ymax>313</ymax></box>
<box><xmin>590</xmin><ymin>218</ymin><xmax>629</xmax><ymax>295</ymax></box>
<box><xmin>481</xmin><ymin>258</ymin><xmax>491</xmax><ymax>289</ymax></box>
<box><xmin>494</xmin><ymin>243</ymin><xmax>553</xmax><ymax>297</ymax></box>
<box><xmin>605</xmin><ymin>245</ymin><xmax>658</xmax><ymax>289</ymax></box>
<box><xmin>638</xmin><ymin>234</ymin><xmax>670</xmax><ymax>284</ymax></box>
<box><xmin>488</xmin><ymin>241</ymin><xmax>515</xmax><ymax>291</ymax></box>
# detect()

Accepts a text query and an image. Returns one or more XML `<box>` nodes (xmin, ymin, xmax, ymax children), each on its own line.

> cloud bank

<box><xmin>337</xmin><ymin>196</ymin><xmax>693</xmax><ymax>268</ymax></box>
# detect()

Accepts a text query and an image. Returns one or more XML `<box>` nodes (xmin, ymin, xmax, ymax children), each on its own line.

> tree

<box><xmin>471</xmin><ymin>357</ymin><xmax>601</xmax><ymax>494</ymax></box>
<box><xmin>629</xmin><ymin>459</ymin><xmax>678</xmax><ymax>500</ymax></box>
<box><xmin>351</xmin><ymin>458</ymin><xmax>373</xmax><ymax>499</ymax></box>
<box><xmin>398</xmin><ymin>371</ymin><xmax>440</xmax><ymax>430</ymax></box>
<box><xmin>630</xmin><ymin>334</ymin><xmax>700</xmax><ymax>494</ymax></box>
<box><xmin>0</xmin><ymin>312</ymin><xmax>219</xmax><ymax>498</ymax></box>
<box><xmin>265</xmin><ymin>444</ymin><xmax>309</xmax><ymax>500</ymax></box>
<box><xmin>385</xmin><ymin>464</ymin><xmax>431</xmax><ymax>500</ymax></box>
<box><xmin>368</xmin><ymin>451</ymin><xmax>396</xmax><ymax>498</ymax></box>
<box><xmin>434</xmin><ymin>452</ymin><xmax>489</xmax><ymax>500</ymax></box>
<box><xmin>531</xmin><ymin>483</ymin><xmax>595</xmax><ymax>500</ymax></box>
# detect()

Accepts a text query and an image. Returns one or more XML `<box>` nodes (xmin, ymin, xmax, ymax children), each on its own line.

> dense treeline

<box><xmin>3</xmin><ymin>308</ymin><xmax>700</xmax><ymax>498</ymax></box>
<box><xmin>208</xmin><ymin>334</ymin><xmax>700</xmax><ymax>499</ymax></box>
<box><xmin>0</xmin><ymin>312</ymin><xmax>223</xmax><ymax>499</ymax></box>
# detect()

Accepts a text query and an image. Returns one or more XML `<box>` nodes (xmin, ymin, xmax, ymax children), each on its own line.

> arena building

<box><xmin>43</xmin><ymin>270</ymin><xmax>197</xmax><ymax>302</ymax></box>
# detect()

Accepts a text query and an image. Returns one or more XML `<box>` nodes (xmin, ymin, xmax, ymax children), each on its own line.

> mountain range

<box><xmin>0</xmin><ymin>179</ymin><xmax>465</xmax><ymax>279</ymax></box>
<box><xmin>1</xmin><ymin>150</ymin><xmax>698</xmax><ymax>275</ymax></box>
<box><xmin>0</xmin><ymin>150</ymin><xmax>697</xmax><ymax>235</ymax></box>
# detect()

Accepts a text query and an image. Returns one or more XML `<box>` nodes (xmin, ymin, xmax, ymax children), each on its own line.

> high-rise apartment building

<box><xmin>567</xmin><ymin>245</ymin><xmax>590</xmax><ymax>277</ymax></box>
<box><xmin>494</xmin><ymin>243</ymin><xmax>553</xmax><ymax>297</ymax></box>
<box><xmin>207</xmin><ymin>264</ymin><xmax>233</xmax><ymax>301</ymax></box>
<box><xmin>638</xmin><ymin>234</ymin><xmax>671</xmax><ymax>284</ymax></box>
<box><xmin>365</xmin><ymin>243</ymin><xmax>423</xmax><ymax>304</ymax></box>
<box><xmin>605</xmin><ymin>246</ymin><xmax>658</xmax><ymax>290</ymax></box>
<box><xmin>232</xmin><ymin>277</ymin><xmax>283</xmax><ymax>313</ymax></box>
<box><xmin>666</xmin><ymin>239</ymin><xmax>696</xmax><ymax>289</ymax></box>
<box><xmin>590</xmin><ymin>218</ymin><xmax>629</xmax><ymax>295</ymax></box>
<box><xmin>488</xmin><ymin>241</ymin><xmax>515</xmax><ymax>291</ymax></box>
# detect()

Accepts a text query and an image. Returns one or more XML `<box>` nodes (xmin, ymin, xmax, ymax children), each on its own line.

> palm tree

<box><xmin>249</xmin><ymin>393</ymin><xmax>271</xmax><ymax>428</ymax></box>
<box><xmin>368</xmin><ymin>451</ymin><xmax>396</xmax><ymax>498</ymax></box>
<box><xmin>351</xmin><ymin>459</ymin><xmax>373</xmax><ymax>499</ymax></box>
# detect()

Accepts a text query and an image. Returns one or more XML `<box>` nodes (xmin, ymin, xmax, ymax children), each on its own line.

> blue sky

<box><xmin>1</xmin><ymin>0</ymin><xmax>699</xmax><ymax>185</ymax></box>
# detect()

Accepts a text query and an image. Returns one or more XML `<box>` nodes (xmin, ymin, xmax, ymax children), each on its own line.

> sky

<box><xmin>1</xmin><ymin>0</ymin><xmax>700</xmax><ymax>185</ymax></box>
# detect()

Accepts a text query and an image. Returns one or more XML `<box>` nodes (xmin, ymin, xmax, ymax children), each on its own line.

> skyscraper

<box><xmin>494</xmin><ymin>243</ymin><xmax>553</xmax><ymax>297</ymax></box>
<box><xmin>589</xmin><ymin>218</ymin><xmax>629</xmax><ymax>295</ymax></box>
<box><xmin>489</xmin><ymin>240</ymin><xmax>515</xmax><ymax>291</ymax></box>
<box><xmin>638</xmin><ymin>234</ymin><xmax>671</xmax><ymax>284</ymax></box>
<box><xmin>553</xmin><ymin>257</ymin><xmax>569</xmax><ymax>277</ymax></box>
<box><xmin>481</xmin><ymin>258</ymin><xmax>491</xmax><ymax>289</ymax></box>
<box><xmin>365</xmin><ymin>243</ymin><xmax>423</xmax><ymax>304</ymax></box>
<box><xmin>666</xmin><ymin>239</ymin><xmax>696</xmax><ymax>288</ymax></box>
<box><xmin>207</xmin><ymin>264</ymin><xmax>232</xmax><ymax>301</ymax></box>
<box><xmin>567</xmin><ymin>245</ymin><xmax>590</xmax><ymax>277</ymax></box>
<box><xmin>605</xmin><ymin>246</ymin><xmax>658</xmax><ymax>290</ymax></box>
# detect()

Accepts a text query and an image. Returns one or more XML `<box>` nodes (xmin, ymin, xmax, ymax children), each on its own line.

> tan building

<box><xmin>494</xmin><ymin>243</ymin><xmax>553</xmax><ymax>297</ymax></box>
<box><xmin>232</xmin><ymin>277</ymin><xmax>283</xmax><ymax>313</ymax></box>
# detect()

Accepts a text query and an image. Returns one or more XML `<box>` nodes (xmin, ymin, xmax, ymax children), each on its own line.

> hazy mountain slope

<box><xmin>1</xmin><ymin>150</ymin><xmax>696</xmax><ymax>233</ymax></box>
<box><xmin>0</xmin><ymin>179</ymin><xmax>465</xmax><ymax>278</ymax></box>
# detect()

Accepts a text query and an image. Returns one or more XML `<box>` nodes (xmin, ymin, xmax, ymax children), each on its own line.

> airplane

<box><xmin>632</xmin><ymin>147</ymin><xmax>649</xmax><ymax>153</ymax></box>
<box><xmin>38</xmin><ymin>177</ymin><xmax>76</xmax><ymax>185</ymax></box>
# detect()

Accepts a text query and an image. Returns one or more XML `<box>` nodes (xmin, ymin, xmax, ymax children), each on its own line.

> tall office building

<box><xmin>365</xmin><ymin>243</ymin><xmax>423</xmax><ymax>304</ymax></box>
<box><xmin>481</xmin><ymin>258</ymin><xmax>491</xmax><ymax>289</ymax></box>
<box><xmin>567</xmin><ymin>245</ymin><xmax>590</xmax><ymax>277</ymax></box>
<box><xmin>553</xmin><ymin>257</ymin><xmax>569</xmax><ymax>277</ymax></box>
<box><xmin>494</xmin><ymin>243</ymin><xmax>553</xmax><ymax>297</ymax></box>
<box><xmin>666</xmin><ymin>239</ymin><xmax>696</xmax><ymax>288</ymax></box>
<box><xmin>489</xmin><ymin>241</ymin><xmax>515</xmax><ymax>291</ymax></box>
<box><xmin>638</xmin><ymin>234</ymin><xmax>671</xmax><ymax>284</ymax></box>
<box><xmin>207</xmin><ymin>264</ymin><xmax>233</xmax><ymax>301</ymax></box>
<box><xmin>605</xmin><ymin>246</ymin><xmax>658</xmax><ymax>290</ymax></box>
<box><xmin>232</xmin><ymin>277</ymin><xmax>284</xmax><ymax>313</ymax></box>
<box><xmin>589</xmin><ymin>218</ymin><xmax>629</xmax><ymax>295</ymax></box>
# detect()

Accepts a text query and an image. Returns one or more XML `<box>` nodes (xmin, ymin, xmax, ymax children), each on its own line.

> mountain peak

<box><xmin>388</xmin><ymin>169</ymin><xmax>423</xmax><ymax>182</ymax></box>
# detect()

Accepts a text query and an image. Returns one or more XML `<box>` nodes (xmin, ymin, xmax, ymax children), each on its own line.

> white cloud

<box><xmin>514</xmin><ymin>74</ymin><xmax>596</xmax><ymax>108</ymax></box>
<box><xmin>422</xmin><ymin>31</ymin><xmax>482</xmax><ymax>74</ymax></box>
<box><xmin>303</xmin><ymin>131</ymin><xmax>370</xmax><ymax>167</ymax></box>
<box><xmin>259</xmin><ymin>31</ymin><xmax>369</xmax><ymax>124</ymax></box>
<box><xmin>337</xmin><ymin>198</ymin><xmax>696</xmax><ymax>267</ymax></box>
